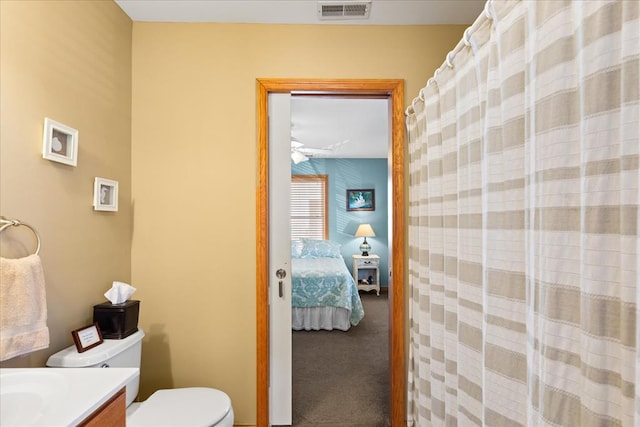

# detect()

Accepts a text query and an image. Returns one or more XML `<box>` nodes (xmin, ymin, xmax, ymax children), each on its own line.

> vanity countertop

<box><xmin>0</xmin><ymin>367</ymin><xmax>138</xmax><ymax>426</ymax></box>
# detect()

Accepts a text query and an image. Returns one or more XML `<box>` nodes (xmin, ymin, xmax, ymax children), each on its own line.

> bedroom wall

<box><xmin>292</xmin><ymin>158</ymin><xmax>389</xmax><ymax>286</ymax></box>
<box><xmin>131</xmin><ymin>22</ymin><xmax>466</xmax><ymax>425</ymax></box>
<box><xmin>0</xmin><ymin>1</ymin><xmax>132</xmax><ymax>367</ymax></box>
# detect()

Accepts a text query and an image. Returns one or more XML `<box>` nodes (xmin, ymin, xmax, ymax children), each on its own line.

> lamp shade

<box><xmin>355</xmin><ymin>224</ymin><xmax>375</xmax><ymax>237</ymax></box>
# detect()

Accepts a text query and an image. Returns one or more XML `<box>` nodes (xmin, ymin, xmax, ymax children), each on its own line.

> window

<box><xmin>291</xmin><ymin>175</ymin><xmax>328</xmax><ymax>240</ymax></box>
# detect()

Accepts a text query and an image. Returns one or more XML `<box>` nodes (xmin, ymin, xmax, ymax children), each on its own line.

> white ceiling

<box><xmin>115</xmin><ymin>0</ymin><xmax>486</xmax><ymax>158</ymax></box>
<box><xmin>291</xmin><ymin>97</ymin><xmax>390</xmax><ymax>158</ymax></box>
<box><xmin>114</xmin><ymin>0</ymin><xmax>486</xmax><ymax>25</ymax></box>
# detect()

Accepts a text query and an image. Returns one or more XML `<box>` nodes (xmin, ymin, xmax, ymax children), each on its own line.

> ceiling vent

<box><xmin>317</xmin><ymin>1</ymin><xmax>371</xmax><ymax>20</ymax></box>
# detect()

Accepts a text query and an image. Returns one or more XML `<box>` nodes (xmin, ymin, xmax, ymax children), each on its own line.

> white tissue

<box><xmin>104</xmin><ymin>281</ymin><xmax>136</xmax><ymax>304</ymax></box>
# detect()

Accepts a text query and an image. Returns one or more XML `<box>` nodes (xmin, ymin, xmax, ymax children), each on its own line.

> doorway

<box><xmin>256</xmin><ymin>78</ymin><xmax>405</xmax><ymax>427</ymax></box>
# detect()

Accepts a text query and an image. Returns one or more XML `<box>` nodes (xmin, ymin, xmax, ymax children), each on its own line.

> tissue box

<box><xmin>93</xmin><ymin>300</ymin><xmax>140</xmax><ymax>339</ymax></box>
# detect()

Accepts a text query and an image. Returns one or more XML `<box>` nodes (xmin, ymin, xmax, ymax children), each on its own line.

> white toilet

<box><xmin>46</xmin><ymin>329</ymin><xmax>234</xmax><ymax>426</ymax></box>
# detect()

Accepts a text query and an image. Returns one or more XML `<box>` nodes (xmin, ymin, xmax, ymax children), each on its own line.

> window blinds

<box><xmin>291</xmin><ymin>175</ymin><xmax>328</xmax><ymax>240</ymax></box>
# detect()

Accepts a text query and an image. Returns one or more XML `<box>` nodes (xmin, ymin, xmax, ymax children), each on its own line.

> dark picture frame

<box><xmin>71</xmin><ymin>322</ymin><xmax>104</xmax><ymax>353</ymax></box>
<box><xmin>346</xmin><ymin>189</ymin><xmax>375</xmax><ymax>211</ymax></box>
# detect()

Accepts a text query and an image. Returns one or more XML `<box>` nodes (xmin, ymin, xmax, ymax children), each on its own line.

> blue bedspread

<box><xmin>291</xmin><ymin>257</ymin><xmax>365</xmax><ymax>326</ymax></box>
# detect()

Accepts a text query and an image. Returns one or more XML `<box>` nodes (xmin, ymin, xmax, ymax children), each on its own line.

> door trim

<box><xmin>256</xmin><ymin>78</ymin><xmax>405</xmax><ymax>426</ymax></box>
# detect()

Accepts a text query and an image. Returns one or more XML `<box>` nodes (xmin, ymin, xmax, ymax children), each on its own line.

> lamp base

<box><xmin>359</xmin><ymin>238</ymin><xmax>371</xmax><ymax>257</ymax></box>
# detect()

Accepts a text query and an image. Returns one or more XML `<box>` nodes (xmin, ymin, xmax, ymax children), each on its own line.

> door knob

<box><xmin>276</xmin><ymin>269</ymin><xmax>286</xmax><ymax>297</ymax></box>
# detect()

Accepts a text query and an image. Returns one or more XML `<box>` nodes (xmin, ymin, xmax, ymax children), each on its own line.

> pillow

<box><xmin>300</xmin><ymin>239</ymin><xmax>342</xmax><ymax>259</ymax></box>
<box><xmin>291</xmin><ymin>240</ymin><xmax>304</xmax><ymax>258</ymax></box>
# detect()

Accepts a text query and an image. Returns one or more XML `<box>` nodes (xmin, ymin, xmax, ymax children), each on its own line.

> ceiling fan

<box><xmin>290</xmin><ymin>137</ymin><xmax>333</xmax><ymax>164</ymax></box>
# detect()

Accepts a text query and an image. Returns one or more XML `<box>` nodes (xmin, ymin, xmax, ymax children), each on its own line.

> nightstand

<box><xmin>352</xmin><ymin>254</ymin><xmax>380</xmax><ymax>296</ymax></box>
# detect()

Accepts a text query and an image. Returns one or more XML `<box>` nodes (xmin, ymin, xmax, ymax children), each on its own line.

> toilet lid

<box><xmin>127</xmin><ymin>387</ymin><xmax>231</xmax><ymax>427</ymax></box>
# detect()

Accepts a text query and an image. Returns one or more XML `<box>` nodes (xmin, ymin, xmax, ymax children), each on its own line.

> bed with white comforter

<box><xmin>291</xmin><ymin>240</ymin><xmax>364</xmax><ymax>331</ymax></box>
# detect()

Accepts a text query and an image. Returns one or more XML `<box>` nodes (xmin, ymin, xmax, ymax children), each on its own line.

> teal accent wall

<box><xmin>292</xmin><ymin>158</ymin><xmax>389</xmax><ymax>286</ymax></box>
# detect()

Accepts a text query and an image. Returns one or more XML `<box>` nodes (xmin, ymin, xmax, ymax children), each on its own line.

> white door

<box><xmin>268</xmin><ymin>93</ymin><xmax>292</xmax><ymax>425</ymax></box>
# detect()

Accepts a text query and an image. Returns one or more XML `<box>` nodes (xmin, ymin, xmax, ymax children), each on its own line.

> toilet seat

<box><xmin>127</xmin><ymin>387</ymin><xmax>232</xmax><ymax>426</ymax></box>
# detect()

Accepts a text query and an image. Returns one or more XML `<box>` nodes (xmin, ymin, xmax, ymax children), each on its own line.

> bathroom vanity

<box><xmin>79</xmin><ymin>387</ymin><xmax>126</xmax><ymax>426</ymax></box>
<box><xmin>0</xmin><ymin>367</ymin><xmax>138</xmax><ymax>426</ymax></box>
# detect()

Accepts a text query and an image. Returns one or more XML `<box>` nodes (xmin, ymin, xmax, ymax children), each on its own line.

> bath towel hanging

<box><xmin>0</xmin><ymin>217</ymin><xmax>49</xmax><ymax>361</ymax></box>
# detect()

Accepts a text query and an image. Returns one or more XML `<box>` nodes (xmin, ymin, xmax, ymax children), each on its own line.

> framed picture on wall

<box><xmin>346</xmin><ymin>189</ymin><xmax>375</xmax><ymax>211</ymax></box>
<box><xmin>42</xmin><ymin>118</ymin><xmax>78</xmax><ymax>167</ymax></box>
<box><xmin>93</xmin><ymin>177</ymin><xmax>119</xmax><ymax>212</ymax></box>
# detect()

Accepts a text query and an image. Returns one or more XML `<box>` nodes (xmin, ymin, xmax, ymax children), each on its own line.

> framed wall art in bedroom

<box><xmin>346</xmin><ymin>189</ymin><xmax>375</xmax><ymax>211</ymax></box>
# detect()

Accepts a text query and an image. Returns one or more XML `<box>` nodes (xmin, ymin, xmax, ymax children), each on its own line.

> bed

<box><xmin>291</xmin><ymin>240</ymin><xmax>365</xmax><ymax>331</ymax></box>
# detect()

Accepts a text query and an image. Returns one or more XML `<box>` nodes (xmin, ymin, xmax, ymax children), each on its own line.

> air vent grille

<box><xmin>318</xmin><ymin>1</ymin><xmax>371</xmax><ymax>20</ymax></box>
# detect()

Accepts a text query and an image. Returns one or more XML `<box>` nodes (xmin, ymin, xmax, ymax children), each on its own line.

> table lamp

<box><xmin>355</xmin><ymin>224</ymin><xmax>375</xmax><ymax>256</ymax></box>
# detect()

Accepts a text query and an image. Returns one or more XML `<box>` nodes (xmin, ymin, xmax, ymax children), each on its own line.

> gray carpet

<box><xmin>292</xmin><ymin>292</ymin><xmax>389</xmax><ymax>426</ymax></box>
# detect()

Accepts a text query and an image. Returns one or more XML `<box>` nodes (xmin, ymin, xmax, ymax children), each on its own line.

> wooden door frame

<box><xmin>256</xmin><ymin>78</ymin><xmax>405</xmax><ymax>426</ymax></box>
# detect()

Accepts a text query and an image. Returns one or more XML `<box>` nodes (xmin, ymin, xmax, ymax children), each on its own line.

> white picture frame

<box><xmin>93</xmin><ymin>177</ymin><xmax>119</xmax><ymax>211</ymax></box>
<box><xmin>42</xmin><ymin>117</ymin><xmax>78</xmax><ymax>166</ymax></box>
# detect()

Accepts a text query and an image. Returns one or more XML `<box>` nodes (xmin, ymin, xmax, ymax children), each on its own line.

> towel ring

<box><xmin>0</xmin><ymin>218</ymin><xmax>41</xmax><ymax>255</ymax></box>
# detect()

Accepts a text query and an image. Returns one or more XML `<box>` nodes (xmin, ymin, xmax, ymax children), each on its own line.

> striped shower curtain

<box><xmin>406</xmin><ymin>1</ymin><xmax>639</xmax><ymax>425</ymax></box>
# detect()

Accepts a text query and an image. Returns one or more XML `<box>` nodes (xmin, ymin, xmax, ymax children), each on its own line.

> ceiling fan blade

<box><xmin>298</xmin><ymin>147</ymin><xmax>333</xmax><ymax>154</ymax></box>
<box><xmin>291</xmin><ymin>150</ymin><xmax>309</xmax><ymax>164</ymax></box>
<box><xmin>327</xmin><ymin>139</ymin><xmax>350</xmax><ymax>150</ymax></box>
<box><xmin>291</xmin><ymin>135</ymin><xmax>341</xmax><ymax>161</ymax></box>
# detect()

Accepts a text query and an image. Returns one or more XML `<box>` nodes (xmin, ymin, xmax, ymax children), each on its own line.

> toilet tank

<box><xmin>47</xmin><ymin>329</ymin><xmax>145</xmax><ymax>407</ymax></box>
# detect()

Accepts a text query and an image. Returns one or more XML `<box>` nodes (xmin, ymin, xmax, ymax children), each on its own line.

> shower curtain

<box><xmin>406</xmin><ymin>1</ymin><xmax>639</xmax><ymax>425</ymax></box>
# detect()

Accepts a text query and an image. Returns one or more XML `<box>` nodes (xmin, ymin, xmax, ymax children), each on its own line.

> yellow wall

<box><xmin>131</xmin><ymin>22</ymin><xmax>465</xmax><ymax>424</ymax></box>
<box><xmin>1</xmin><ymin>1</ymin><xmax>466</xmax><ymax>423</ymax></box>
<box><xmin>0</xmin><ymin>0</ymin><xmax>132</xmax><ymax>366</ymax></box>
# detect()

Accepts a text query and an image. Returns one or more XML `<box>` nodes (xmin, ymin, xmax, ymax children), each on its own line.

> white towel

<box><xmin>0</xmin><ymin>254</ymin><xmax>49</xmax><ymax>361</ymax></box>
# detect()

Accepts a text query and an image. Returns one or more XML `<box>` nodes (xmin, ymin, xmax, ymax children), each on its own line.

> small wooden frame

<box><xmin>71</xmin><ymin>322</ymin><xmax>104</xmax><ymax>353</ymax></box>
